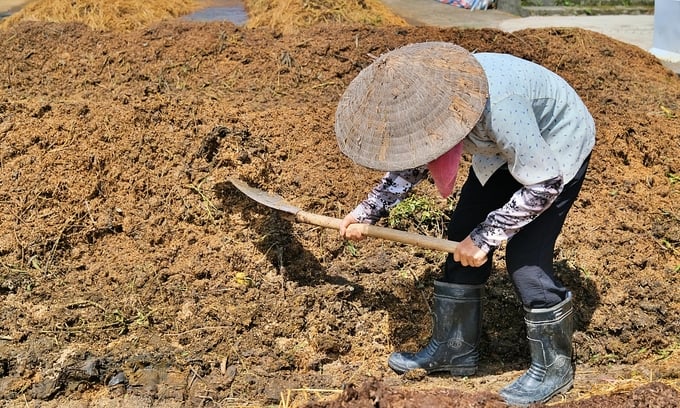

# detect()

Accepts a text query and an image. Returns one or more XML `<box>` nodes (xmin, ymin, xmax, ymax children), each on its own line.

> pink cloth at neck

<box><xmin>427</xmin><ymin>142</ymin><xmax>464</xmax><ymax>198</ymax></box>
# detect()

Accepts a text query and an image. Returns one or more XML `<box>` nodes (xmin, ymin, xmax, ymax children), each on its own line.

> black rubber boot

<box><xmin>499</xmin><ymin>292</ymin><xmax>575</xmax><ymax>406</ymax></box>
<box><xmin>387</xmin><ymin>281</ymin><xmax>483</xmax><ymax>376</ymax></box>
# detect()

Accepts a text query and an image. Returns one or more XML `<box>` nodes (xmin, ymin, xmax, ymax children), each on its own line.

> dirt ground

<box><xmin>0</xmin><ymin>18</ymin><xmax>679</xmax><ymax>408</ymax></box>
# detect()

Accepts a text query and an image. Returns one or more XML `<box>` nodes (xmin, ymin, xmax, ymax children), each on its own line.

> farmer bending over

<box><xmin>335</xmin><ymin>42</ymin><xmax>595</xmax><ymax>406</ymax></box>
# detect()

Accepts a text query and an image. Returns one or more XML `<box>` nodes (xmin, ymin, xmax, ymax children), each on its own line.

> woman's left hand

<box><xmin>454</xmin><ymin>236</ymin><xmax>488</xmax><ymax>267</ymax></box>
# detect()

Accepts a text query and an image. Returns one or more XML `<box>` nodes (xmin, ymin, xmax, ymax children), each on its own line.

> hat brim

<box><xmin>335</xmin><ymin>42</ymin><xmax>488</xmax><ymax>171</ymax></box>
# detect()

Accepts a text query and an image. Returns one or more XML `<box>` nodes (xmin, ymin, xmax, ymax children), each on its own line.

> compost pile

<box><xmin>0</xmin><ymin>19</ymin><xmax>679</xmax><ymax>408</ymax></box>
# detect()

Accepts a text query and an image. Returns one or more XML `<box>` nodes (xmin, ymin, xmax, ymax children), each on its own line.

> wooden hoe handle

<box><xmin>295</xmin><ymin>211</ymin><xmax>459</xmax><ymax>254</ymax></box>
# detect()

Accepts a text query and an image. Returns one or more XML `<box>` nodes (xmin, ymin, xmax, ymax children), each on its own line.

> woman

<box><xmin>335</xmin><ymin>42</ymin><xmax>595</xmax><ymax>406</ymax></box>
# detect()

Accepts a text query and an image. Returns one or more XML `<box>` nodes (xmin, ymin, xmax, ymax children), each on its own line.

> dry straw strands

<box><xmin>1</xmin><ymin>0</ymin><xmax>408</xmax><ymax>34</ymax></box>
<box><xmin>244</xmin><ymin>0</ymin><xmax>408</xmax><ymax>35</ymax></box>
<box><xmin>0</xmin><ymin>0</ymin><xmax>199</xmax><ymax>31</ymax></box>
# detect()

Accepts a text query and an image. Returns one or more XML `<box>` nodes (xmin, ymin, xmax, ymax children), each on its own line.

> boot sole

<box><xmin>548</xmin><ymin>378</ymin><xmax>574</xmax><ymax>401</ymax></box>
<box><xmin>448</xmin><ymin>366</ymin><xmax>477</xmax><ymax>376</ymax></box>
<box><xmin>388</xmin><ymin>362</ymin><xmax>477</xmax><ymax>377</ymax></box>
<box><xmin>501</xmin><ymin>379</ymin><xmax>574</xmax><ymax>407</ymax></box>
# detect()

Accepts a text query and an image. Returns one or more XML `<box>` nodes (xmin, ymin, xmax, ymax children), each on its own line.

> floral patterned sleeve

<box><xmin>350</xmin><ymin>167</ymin><xmax>429</xmax><ymax>224</ymax></box>
<box><xmin>470</xmin><ymin>176</ymin><xmax>564</xmax><ymax>253</ymax></box>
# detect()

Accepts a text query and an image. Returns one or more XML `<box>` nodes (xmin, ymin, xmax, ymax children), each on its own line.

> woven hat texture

<box><xmin>335</xmin><ymin>42</ymin><xmax>488</xmax><ymax>171</ymax></box>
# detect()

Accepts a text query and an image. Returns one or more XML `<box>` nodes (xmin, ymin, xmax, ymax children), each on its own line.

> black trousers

<box><xmin>443</xmin><ymin>157</ymin><xmax>590</xmax><ymax>309</ymax></box>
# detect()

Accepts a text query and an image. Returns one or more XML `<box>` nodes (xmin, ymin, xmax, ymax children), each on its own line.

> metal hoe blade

<box><xmin>229</xmin><ymin>177</ymin><xmax>301</xmax><ymax>215</ymax></box>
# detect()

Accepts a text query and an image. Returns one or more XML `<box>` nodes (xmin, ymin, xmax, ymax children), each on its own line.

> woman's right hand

<box><xmin>339</xmin><ymin>214</ymin><xmax>366</xmax><ymax>241</ymax></box>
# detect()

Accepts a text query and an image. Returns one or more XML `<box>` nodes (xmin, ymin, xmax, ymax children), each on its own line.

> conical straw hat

<box><xmin>335</xmin><ymin>42</ymin><xmax>488</xmax><ymax>171</ymax></box>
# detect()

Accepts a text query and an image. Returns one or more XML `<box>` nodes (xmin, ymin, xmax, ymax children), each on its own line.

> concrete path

<box><xmin>382</xmin><ymin>0</ymin><xmax>654</xmax><ymax>50</ymax></box>
<box><xmin>380</xmin><ymin>0</ymin><xmax>679</xmax><ymax>72</ymax></box>
<box><xmin>0</xmin><ymin>0</ymin><xmax>29</xmax><ymax>15</ymax></box>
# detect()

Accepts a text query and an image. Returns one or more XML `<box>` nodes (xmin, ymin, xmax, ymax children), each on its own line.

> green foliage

<box><xmin>654</xmin><ymin>343</ymin><xmax>680</xmax><ymax>360</ymax></box>
<box><xmin>660</xmin><ymin>105</ymin><xmax>676</xmax><ymax>118</ymax></box>
<box><xmin>345</xmin><ymin>241</ymin><xmax>358</xmax><ymax>257</ymax></box>
<box><xmin>668</xmin><ymin>172</ymin><xmax>680</xmax><ymax>185</ymax></box>
<box><xmin>387</xmin><ymin>195</ymin><xmax>452</xmax><ymax>236</ymax></box>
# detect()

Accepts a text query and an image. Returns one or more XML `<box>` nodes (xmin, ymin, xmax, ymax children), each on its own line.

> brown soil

<box><xmin>0</xmin><ymin>19</ymin><xmax>679</xmax><ymax>408</ymax></box>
